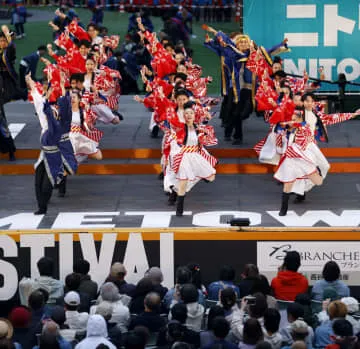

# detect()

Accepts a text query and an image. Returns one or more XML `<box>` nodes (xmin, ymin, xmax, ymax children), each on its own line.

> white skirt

<box><xmin>274</xmin><ymin>144</ymin><xmax>318</xmax><ymax>183</ymax></box>
<box><xmin>70</xmin><ymin>132</ymin><xmax>99</xmax><ymax>163</ymax></box>
<box><xmin>91</xmin><ymin>104</ymin><xmax>115</xmax><ymax>124</ymax></box>
<box><xmin>176</xmin><ymin>152</ymin><xmax>216</xmax><ymax>181</ymax></box>
<box><xmin>259</xmin><ymin>131</ymin><xmax>285</xmax><ymax>165</ymax></box>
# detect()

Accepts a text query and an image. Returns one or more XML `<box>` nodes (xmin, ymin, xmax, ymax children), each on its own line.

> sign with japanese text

<box><xmin>257</xmin><ymin>241</ymin><xmax>360</xmax><ymax>285</ymax></box>
<box><xmin>243</xmin><ymin>0</ymin><xmax>360</xmax><ymax>90</ymax></box>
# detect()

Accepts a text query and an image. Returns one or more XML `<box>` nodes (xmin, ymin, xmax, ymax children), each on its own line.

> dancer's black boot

<box><xmin>294</xmin><ymin>193</ymin><xmax>306</xmax><ymax>203</ymax></box>
<box><xmin>168</xmin><ymin>188</ymin><xmax>177</xmax><ymax>206</ymax></box>
<box><xmin>176</xmin><ymin>196</ymin><xmax>185</xmax><ymax>217</ymax></box>
<box><xmin>58</xmin><ymin>176</ymin><xmax>67</xmax><ymax>197</ymax></box>
<box><xmin>279</xmin><ymin>192</ymin><xmax>290</xmax><ymax>216</ymax></box>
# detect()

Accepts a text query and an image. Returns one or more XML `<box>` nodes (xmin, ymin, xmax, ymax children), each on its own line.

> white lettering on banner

<box><xmin>257</xmin><ymin>242</ymin><xmax>360</xmax><ymax>272</ymax></box>
<box><xmin>3</xmin><ymin>210</ymin><xmax>360</xmax><ymax>229</ymax></box>
<box><xmin>283</xmin><ymin>58</ymin><xmax>360</xmax><ymax>81</ymax></box>
<box><xmin>0</xmin><ymin>236</ymin><xmax>18</xmax><ymax>300</ymax></box>
<box><xmin>324</xmin><ymin>5</ymin><xmax>355</xmax><ymax>47</ymax></box>
<box><xmin>52</xmin><ymin>212</ymin><xmax>120</xmax><ymax>229</ymax></box>
<box><xmin>192</xmin><ymin>211</ymin><xmax>261</xmax><ymax>227</ymax></box>
<box><xmin>20</xmin><ymin>234</ymin><xmax>55</xmax><ymax>279</ymax></box>
<box><xmin>59</xmin><ymin>234</ymin><xmax>73</xmax><ymax>281</ymax></box>
<box><xmin>268</xmin><ymin>210</ymin><xmax>360</xmax><ymax>227</ymax></box>
<box><xmin>0</xmin><ymin>213</ymin><xmax>43</xmax><ymax>230</ymax></box>
<box><xmin>286</xmin><ymin>5</ymin><xmax>316</xmax><ymax>19</ymax></box>
<box><xmin>160</xmin><ymin>233</ymin><xmax>174</xmax><ymax>289</ymax></box>
<box><xmin>79</xmin><ymin>233</ymin><xmax>117</xmax><ymax>288</ymax></box>
<box><xmin>125</xmin><ymin>211</ymin><xmax>192</xmax><ymax>228</ymax></box>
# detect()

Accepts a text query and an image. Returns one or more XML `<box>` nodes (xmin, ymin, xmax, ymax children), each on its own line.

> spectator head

<box><xmin>50</xmin><ymin>306</ymin><xmax>66</xmax><ymax>327</ymax></box>
<box><xmin>0</xmin><ymin>338</ymin><xmax>15</xmax><ymax>349</ymax></box>
<box><xmin>8</xmin><ymin>306</ymin><xmax>31</xmax><ymax>328</ymax></box>
<box><xmin>64</xmin><ymin>291</ymin><xmax>80</xmax><ymax>311</ymax></box>
<box><xmin>180</xmin><ymin>284</ymin><xmax>198</xmax><ymax>304</ymax></box>
<box><xmin>207</xmin><ymin>305</ymin><xmax>225</xmax><ymax>331</ymax></box>
<box><xmin>0</xmin><ymin>33</ymin><xmax>9</xmax><ymax>50</ymax></box>
<box><xmin>110</xmin><ymin>262</ymin><xmax>127</xmax><ymax>280</ymax></box>
<box><xmin>37</xmin><ymin>257</ymin><xmax>54</xmax><ymax>277</ymax></box>
<box><xmin>187</xmin><ymin>263</ymin><xmax>202</xmax><ymax>290</ymax></box>
<box><xmin>124</xmin><ymin>330</ymin><xmax>147</xmax><ymax>349</ymax></box>
<box><xmin>134</xmin><ymin>278</ymin><xmax>153</xmax><ymax>297</ymax></box>
<box><xmin>65</xmin><ymin>273</ymin><xmax>81</xmax><ymax>291</ymax></box>
<box><xmin>263</xmin><ymin>308</ymin><xmax>281</xmax><ymax>335</ymax></box>
<box><xmin>133</xmin><ymin>326</ymin><xmax>150</xmax><ymax>346</ymax></box>
<box><xmin>295</xmin><ymin>293</ymin><xmax>311</xmax><ymax>306</ymax></box>
<box><xmin>243</xmin><ymin>318</ymin><xmax>264</xmax><ymax>345</ymax></box>
<box><xmin>171</xmin><ymin>303</ymin><xmax>187</xmax><ymax>324</ymax></box>
<box><xmin>42</xmin><ymin>320</ymin><xmax>60</xmax><ymax>337</ymax></box>
<box><xmin>255</xmin><ymin>341</ymin><xmax>272</xmax><ymax>349</ymax></box>
<box><xmin>0</xmin><ymin>319</ymin><xmax>13</xmax><ymax>339</ymax></box>
<box><xmin>219</xmin><ymin>265</ymin><xmax>236</xmax><ymax>281</ymax></box>
<box><xmin>327</xmin><ymin>301</ymin><xmax>348</xmax><ymax>320</ymax></box>
<box><xmin>331</xmin><ymin>319</ymin><xmax>356</xmax><ymax>347</ymax></box>
<box><xmin>248</xmin><ymin>292</ymin><xmax>268</xmax><ymax>319</ymax></box>
<box><xmin>171</xmin><ymin>343</ymin><xmax>191</xmax><ymax>349</ymax></box>
<box><xmin>290</xmin><ymin>320</ymin><xmax>308</xmax><ymax>341</ymax></box>
<box><xmin>100</xmin><ymin>282</ymin><xmax>120</xmax><ymax>303</ymax></box>
<box><xmin>212</xmin><ymin>316</ymin><xmax>230</xmax><ymax>339</ymax></box>
<box><xmin>144</xmin><ymin>292</ymin><xmax>161</xmax><ymax>312</ymax></box>
<box><xmin>28</xmin><ymin>290</ymin><xmax>45</xmax><ymax>311</ymax></box>
<box><xmin>73</xmin><ymin>259</ymin><xmax>90</xmax><ymax>275</ymax></box>
<box><xmin>323</xmin><ymin>261</ymin><xmax>341</xmax><ymax>282</ymax></box>
<box><xmin>220</xmin><ymin>287</ymin><xmax>237</xmax><ymax>311</ymax></box>
<box><xmin>175</xmin><ymin>266</ymin><xmax>192</xmax><ymax>285</ymax></box>
<box><xmin>174</xmin><ymin>73</ymin><xmax>187</xmax><ymax>84</ymax></box>
<box><xmin>37</xmin><ymin>45</ymin><xmax>47</xmax><ymax>57</ymax></box>
<box><xmin>291</xmin><ymin>341</ymin><xmax>307</xmax><ymax>349</ymax></box>
<box><xmin>341</xmin><ymin>297</ymin><xmax>359</xmax><ymax>314</ymax></box>
<box><xmin>96</xmin><ymin>302</ymin><xmax>113</xmax><ymax>322</ymax></box>
<box><xmin>283</xmin><ymin>251</ymin><xmax>301</xmax><ymax>272</ymax></box>
<box><xmin>144</xmin><ymin>267</ymin><xmax>163</xmax><ymax>286</ymax></box>
<box><xmin>287</xmin><ymin>303</ymin><xmax>305</xmax><ymax>323</ymax></box>
<box><xmin>86</xmin><ymin>315</ymin><xmax>108</xmax><ymax>338</ymax></box>
<box><xmin>38</xmin><ymin>333</ymin><xmax>60</xmax><ymax>349</ymax></box>
<box><xmin>243</xmin><ymin>264</ymin><xmax>259</xmax><ymax>278</ymax></box>
<box><xmin>250</xmin><ymin>275</ymin><xmax>271</xmax><ymax>296</ymax></box>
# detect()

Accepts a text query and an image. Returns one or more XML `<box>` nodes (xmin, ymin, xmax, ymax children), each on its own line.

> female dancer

<box><xmin>274</xmin><ymin>109</ymin><xmax>325</xmax><ymax>216</ymax></box>
<box><xmin>170</xmin><ymin>102</ymin><xmax>217</xmax><ymax>216</ymax></box>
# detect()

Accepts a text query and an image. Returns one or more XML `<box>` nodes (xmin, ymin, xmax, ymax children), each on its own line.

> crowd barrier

<box><xmin>0</xmin><ymin>227</ymin><xmax>360</xmax><ymax>302</ymax></box>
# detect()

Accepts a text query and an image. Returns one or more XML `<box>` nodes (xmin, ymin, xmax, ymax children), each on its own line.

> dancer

<box><xmin>0</xmin><ymin>25</ymin><xmax>26</xmax><ymax>161</ymax></box>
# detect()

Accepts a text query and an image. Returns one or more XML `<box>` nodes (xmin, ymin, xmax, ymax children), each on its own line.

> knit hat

<box><xmin>341</xmin><ymin>297</ymin><xmax>359</xmax><ymax>314</ymax></box>
<box><xmin>64</xmin><ymin>291</ymin><xmax>80</xmax><ymax>307</ymax></box>
<box><xmin>291</xmin><ymin>319</ymin><xmax>308</xmax><ymax>335</ymax></box>
<box><xmin>8</xmin><ymin>307</ymin><xmax>31</xmax><ymax>328</ymax></box>
<box><xmin>145</xmin><ymin>267</ymin><xmax>164</xmax><ymax>284</ymax></box>
<box><xmin>0</xmin><ymin>319</ymin><xmax>13</xmax><ymax>339</ymax></box>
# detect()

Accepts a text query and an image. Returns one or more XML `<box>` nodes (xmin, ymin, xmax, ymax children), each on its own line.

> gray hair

<box><xmin>100</xmin><ymin>282</ymin><xmax>120</xmax><ymax>302</ymax></box>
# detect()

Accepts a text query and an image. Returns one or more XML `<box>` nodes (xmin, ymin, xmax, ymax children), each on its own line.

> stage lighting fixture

<box><xmin>229</xmin><ymin>218</ymin><xmax>250</xmax><ymax>227</ymax></box>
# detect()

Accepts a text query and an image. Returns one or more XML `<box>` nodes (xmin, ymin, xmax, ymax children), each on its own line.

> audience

<box><xmin>4</xmin><ymin>253</ymin><xmax>360</xmax><ymax>349</ymax></box>
<box><xmin>312</xmin><ymin>261</ymin><xmax>350</xmax><ymax>301</ymax></box>
<box><xmin>90</xmin><ymin>282</ymin><xmax>130</xmax><ymax>333</ymax></box>
<box><xmin>271</xmin><ymin>251</ymin><xmax>308</xmax><ymax>301</ymax></box>
<box><xmin>314</xmin><ymin>300</ymin><xmax>348</xmax><ymax>348</ymax></box>
<box><xmin>75</xmin><ymin>314</ymin><xmax>116</xmax><ymax>349</ymax></box>
<box><xmin>208</xmin><ymin>265</ymin><xmax>240</xmax><ymax>300</ymax></box>
<box><xmin>203</xmin><ymin>316</ymin><xmax>237</xmax><ymax>349</ymax></box>
<box><xmin>105</xmin><ymin>262</ymin><xmax>136</xmax><ymax>297</ymax></box>
<box><xmin>129</xmin><ymin>292</ymin><xmax>166</xmax><ymax>332</ymax></box>
<box><xmin>145</xmin><ymin>267</ymin><xmax>168</xmax><ymax>299</ymax></box>
<box><xmin>73</xmin><ymin>259</ymin><xmax>98</xmax><ymax>302</ymax></box>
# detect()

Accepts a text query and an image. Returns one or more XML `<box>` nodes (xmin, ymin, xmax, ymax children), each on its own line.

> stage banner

<box><xmin>243</xmin><ymin>0</ymin><xmax>360</xmax><ymax>90</ymax></box>
<box><xmin>257</xmin><ymin>241</ymin><xmax>360</xmax><ymax>286</ymax></box>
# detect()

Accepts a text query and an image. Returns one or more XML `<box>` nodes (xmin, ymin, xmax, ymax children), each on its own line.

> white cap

<box><xmin>64</xmin><ymin>291</ymin><xmax>80</xmax><ymax>307</ymax></box>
